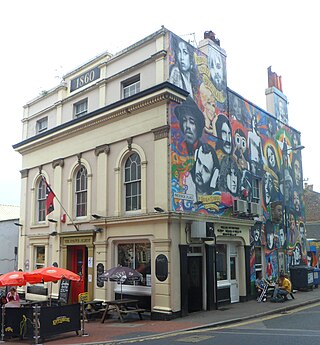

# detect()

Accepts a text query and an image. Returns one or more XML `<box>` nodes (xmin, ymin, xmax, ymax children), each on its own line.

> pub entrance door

<box><xmin>68</xmin><ymin>245</ymin><xmax>87</xmax><ymax>304</ymax></box>
<box><xmin>187</xmin><ymin>255</ymin><xmax>203</xmax><ymax>312</ymax></box>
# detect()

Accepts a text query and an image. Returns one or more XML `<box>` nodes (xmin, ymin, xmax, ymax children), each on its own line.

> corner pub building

<box><xmin>13</xmin><ymin>27</ymin><xmax>306</xmax><ymax>319</ymax></box>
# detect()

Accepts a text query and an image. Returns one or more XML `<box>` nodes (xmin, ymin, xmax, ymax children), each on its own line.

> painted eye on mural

<box><xmin>241</xmin><ymin>138</ymin><xmax>246</xmax><ymax>149</ymax></box>
<box><xmin>235</xmin><ymin>133</ymin><xmax>241</xmax><ymax>146</ymax></box>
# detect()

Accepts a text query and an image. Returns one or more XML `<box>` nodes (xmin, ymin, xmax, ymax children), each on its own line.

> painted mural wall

<box><xmin>168</xmin><ymin>32</ymin><xmax>306</xmax><ymax>282</ymax></box>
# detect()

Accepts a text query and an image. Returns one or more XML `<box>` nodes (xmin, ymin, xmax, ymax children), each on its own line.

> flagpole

<box><xmin>53</xmin><ymin>194</ymin><xmax>80</xmax><ymax>232</ymax></box>
<box><xmin>42</xmin><ymin>175</ymin><xmax>79</xmax><ymax>231</ymax></box>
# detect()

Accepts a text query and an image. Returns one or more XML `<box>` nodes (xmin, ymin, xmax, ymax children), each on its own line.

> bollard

<box><xmin>33</xmin><ymin>304</ymin><xmax>42</xmax><ymax>345</ymax></box>
<box><xmin>81</xmin><ymin>301</ymin><xmax>88</xmax><ymax>337</ymax></box>
<box><xmin>0</xmin><ymin>305</ymin><xmax>5</xmax><ymax>343</ymax></box>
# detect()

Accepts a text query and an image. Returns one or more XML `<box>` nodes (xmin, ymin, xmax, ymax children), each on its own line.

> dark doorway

<box><xmin>187</xmin><ymin>256</ymin><xmax>203</xmax><ymax>312</ymax></box>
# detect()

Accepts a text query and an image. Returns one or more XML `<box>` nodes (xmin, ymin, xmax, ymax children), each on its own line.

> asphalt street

<box><xmin>112</xmin><ymin>302</ymin><xmax>320</xmax><ymax>345</ymax></box>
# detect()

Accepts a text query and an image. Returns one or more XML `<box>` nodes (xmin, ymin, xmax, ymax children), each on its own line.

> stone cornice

<box><xmin>14</xmin><ymin>83</ymin><xmax>186</xmax><ymax>155</ymax></box>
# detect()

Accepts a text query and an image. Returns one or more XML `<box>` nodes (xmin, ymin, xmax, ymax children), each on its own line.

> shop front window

<box><xmin>216</xmin><ymin>244</ymin><xmax>227</xmax><ymax>280</ymax></box>
<box><xmin>118</xmin><ymin>242</ymin><xmax>151</xmax><ymax>286</ymax></box>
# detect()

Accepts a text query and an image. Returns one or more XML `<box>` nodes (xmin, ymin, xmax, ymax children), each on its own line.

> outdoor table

<box><xmin>101</xmin><ymin>298</ymin><xmax>145</xmax><ymax>323</ymax></box>
<box><xmin>83</xmin><ymin>300</ymin><xmax>105</xmax><ymax>321</ymax></box>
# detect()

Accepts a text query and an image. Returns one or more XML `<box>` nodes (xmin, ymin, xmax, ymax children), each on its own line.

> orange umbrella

<box><xmin>30</xmin><ymin>266</ymin><xmax>80</xmax><ymax>282</ymax></box>
<box><xmin>0</xmin><ymin>271</ymin><xmax>43</xmax><ymax>286</ymax></box>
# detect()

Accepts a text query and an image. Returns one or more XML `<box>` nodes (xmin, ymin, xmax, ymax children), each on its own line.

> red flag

<box><xmin>42</xmin><ymin>177</ymin><xmax>55</xmax><ymax>215</ymax></box>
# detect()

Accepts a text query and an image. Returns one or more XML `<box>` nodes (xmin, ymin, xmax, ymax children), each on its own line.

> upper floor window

<box><xmin>122</xmin><ymin>75</ymin><xmax>140</xmax><ymax>98</ymax></box>
<box><xmin>74</xmin><ymin>99</ymin><xmax>88</xmax><ymax>117</ymax></box>
<box><xmin>36</xmin><ymin>117</ymin><xmax>48</xmax><ymax>134</ymax></box>
<box><xmin>124</xmin><ymin>153</ymin><xmax>141</xmax><ymax>211</ymax></box>
<box><xmin>75</xmin><ymin>166</ymin><xmax>87</xmax><ymax>217</ymax></box>
<box><xmin>252</xmin><ymin>177</ymin><xmax>260</xmax><ymax>203</ymax></box>
<box><xmin>37</xmin><ymin>179</ymin><xmax>46</xmax><ymax>222</ymax></box>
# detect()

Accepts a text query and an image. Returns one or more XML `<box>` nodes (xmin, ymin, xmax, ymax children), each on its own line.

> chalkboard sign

<box><xmin>155</xmin><ymin>254</ymin><xmax>168</xmax><ymax>282</ymax></box>
<box><xmin>58</xmin><ymin>279</ymin><xmax>71</xmax><ymax>304</ymax></box>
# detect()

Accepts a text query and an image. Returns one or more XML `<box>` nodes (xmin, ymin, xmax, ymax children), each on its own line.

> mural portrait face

<box><xmin>177</xmin><ymin>41</ymin><xmax>192</xmax><ymax>73</ymax></box>
<box><xmin>200</xmin><ymin>84</ymin><xmax>216</xmax><ymax>132</ymax></box>
<box><xmin>271</xmin><ymin>201</ymin><xmax>283</xmax><ymax>224</ymax></box>
<box><xmin>263</xmin><ymin>172</ymin><xmax>274</xmax><ymax>205</ymax></box>
<box><xmin>231</xmin><ymin>96</ymin><xmax>243</xmax><ymax>121</ymax></box>
<box><xmin>292</xmin><ymin>243</ymin><xmax>301</xmax><ymax>265</ymax></box>
<box><xmin>278</xmin><ymin>99</ymin><xmax>287</xmax><ymax>123</ymax></box>
<box><xmin>208</xmin><ymin>48</ymin><xmax>224</xmax><ymax>91</ymax></box>
<box><xmin>227</xmin><ymin>168</ymin><xmax>238</xmax><ymax>194</ymax></box>
<box><xmin>299</xmin><ymin>223</ymin><xmax>305</xmax><ymax>240</ymax></box>
<box><xmin>193</xmin><ymin>144</ymin><xmax>219</xmax><ymax>194</ymax></box>
<box><xmin>267</xmin><ymin>146</ymin><xmax>276</xmax><ymax>170</ymax></box>
<box><xmin>265</xmin><ymin>221</ymin><xmax>275</xmax><ymax>250</ymax></box>
<box><xmin>293</xmin><ymin>191</ymin><xmax>300</xmax><ymax>212</ymax></box>
<box><xmin>181</xmin><ymin>114</ymin><xmax>197</xmax><ymax>145</ymax></box>
<box><xmin>174</xmin><ymin>97</ymin><xmax>205</xmax><ymax>153</ymax></box>
<box><xmin>293</xmin><ymin>159</ymin><xmax>302</xmax><ymax>186</ymax></box>
<box><xmin>216</xmin><ymin>115</ymin><xmax>232</xmax><ymax>154</ymax></box>
<box><xmin>251</xmin><ymin>223</ymin><xmax>261</xmax><ymax>245</ymax></box>
<box><xmin>279</xmin><ymin>227</ymin><xmax>286</xmax><ymax>247</ymax></box>
<box><xmin>234</xmin><ymin>130</ymin><xmax>247</xmax><ymax>154</ymax></box>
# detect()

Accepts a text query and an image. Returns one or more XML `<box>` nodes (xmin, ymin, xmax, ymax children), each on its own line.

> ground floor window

<box><xmin>117</xmin><ymin>242</ymin><xmax>151</xmax><ymax>286</ymax></box>
<box><xmin>34</xmin><ymin>246</ymin><xmax>45</xmax><ymax>269</ymax></box>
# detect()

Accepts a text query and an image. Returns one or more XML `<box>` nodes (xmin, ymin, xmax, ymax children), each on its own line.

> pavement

<box><xmin>4</xmin><ymin>286</ymin><xmax>320</xmax><ymax>345</ymax></box>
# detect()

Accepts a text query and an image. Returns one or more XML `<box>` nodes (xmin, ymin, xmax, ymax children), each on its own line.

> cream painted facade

<box><xmin>14</xmin><ymin>27</ymin><xmax>257</xmax><ymax>319</ymax></box>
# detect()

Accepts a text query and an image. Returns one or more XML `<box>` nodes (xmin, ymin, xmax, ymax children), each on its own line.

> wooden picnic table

<box><xmin>82</xmin><ymin>300</ymin><xmax>105</xmax><ymax>321</ymax></box>
<box><xmin>100</xmin><ymin>298</ymin><xmax>145</xmax><ymax>323</ymax></box>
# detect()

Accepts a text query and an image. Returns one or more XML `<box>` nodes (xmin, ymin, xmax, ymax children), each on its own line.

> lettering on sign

<box><xmin>70</xmin><ymin>67</ymin><xmax>100</xmax><ymax>92</ymax></box>
<box><xmin>63</xmin><ymin>237</ymin><xmax>92</xmax><ymax>245</ymax></box>
<box><xmin>217</xmin><ymin>225</ymin><xmax>242</xmax><ymax>237</ymax></box>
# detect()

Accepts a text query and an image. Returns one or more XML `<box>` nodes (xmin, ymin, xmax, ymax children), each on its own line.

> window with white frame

<box><xmin>122</xmin><ymin>75</ymin><xmax>140</xmax><ymax>98</ymax></box>
<box><xmin>75</xmin><ymin>165</ymin><xmax>87</xmax><ymax>217</ymax></box>
<box><xmin>124</xmin><ymin>153</ymin><xmax>141</xmax><ymax>211</ymax></box>
<box><xmin>73</xmin><ymin>99</ymin><xmax>88</xmax><ymax>117</ymax></box>
<box><xmin>117</xmin><ymin>242</ymin><xmax>151</xmax><ymax>286</ymax></box>
<box><xmin>37</xmin><ymin>178</ymin><xmax>46</xmax><ymax>222</ymax></box>
<box><xmin>34</xmin><ymin>246</ymin><xmax>45</xmax><ymax>269</ymax></box>
<box><xmin>252</xmin><ymin>177</ymin><xmax>260</xmax><ymax>203</ymax></box>
<box><xmin>36</xmin><ymin>117</ymin><xmax>48</xmax><ymax>134</ymax></box>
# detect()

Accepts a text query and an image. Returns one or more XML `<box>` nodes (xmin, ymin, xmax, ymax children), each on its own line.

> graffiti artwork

<box><xmin>168</xmin><ymin>32</ymin><xmax>306</xmax><ymax>281</ymax></box>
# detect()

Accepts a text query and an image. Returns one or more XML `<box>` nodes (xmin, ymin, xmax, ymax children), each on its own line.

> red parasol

<box><xmin>30</xmin><ymin>266</ymin><xmax>80</xmax><ymax>282</ymax></box>
<box><xmin>0</xmin><ymin>271</ymin><xmax>43</xmax><ymax>286</ymax></box>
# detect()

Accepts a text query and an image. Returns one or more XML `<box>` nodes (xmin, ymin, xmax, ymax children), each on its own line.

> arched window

<box><xmin>75</xmin><ymin>165</ymin><xmax>88</xmax><ymax>217</ymax></box>
<box><xmin>124</xmin><ymin>153</ymin><xmax>141</xmax><ymax>211</ymax></box>
<box><xmin>37</xmin><ymin>178</ymin><xmax>46</xmax><ymax>222</ymax></box>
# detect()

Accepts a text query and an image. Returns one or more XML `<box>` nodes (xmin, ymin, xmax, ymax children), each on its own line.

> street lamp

<box><xmin>91</xmin><ymin>214</ymin><xmax>107</xmax><ymax>232</ymax></box>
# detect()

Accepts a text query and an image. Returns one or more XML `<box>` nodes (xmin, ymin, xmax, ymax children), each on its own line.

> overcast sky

<box><xmin>1</xmin><ymin>0</ymin><xmax>319</xmax><ymax>206</ymax></box>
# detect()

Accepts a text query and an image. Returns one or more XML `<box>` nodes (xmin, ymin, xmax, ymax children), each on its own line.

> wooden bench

<box><xmin>83</xmin><ymin>301</ymin><xmax>106</xmax><ymax>321</ymax></box>
<box><xmin>119</xmin><ymin>308</ymin><xmax>146</xmax><ymax>319</ymax></box>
